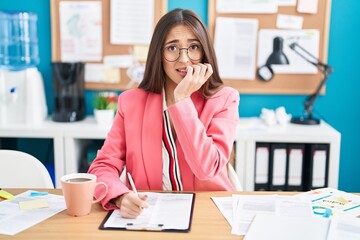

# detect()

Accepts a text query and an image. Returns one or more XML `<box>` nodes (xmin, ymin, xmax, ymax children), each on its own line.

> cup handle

<box><xmin>92</xmin><ymin>182</ymin><xmax>108</xmax><ymax>204</ymax></box>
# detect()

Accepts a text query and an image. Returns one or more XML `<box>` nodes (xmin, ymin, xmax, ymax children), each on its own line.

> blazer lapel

<box><xmin>141</xmin><ymin>92</ymin><xmax>163</xmax><ymax>190</ymax></box>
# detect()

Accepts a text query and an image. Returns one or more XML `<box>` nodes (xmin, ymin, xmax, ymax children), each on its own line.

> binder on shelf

<box><xmin>303</xmin><ymin>144</ymin><xmax>329</xmax><ymax>190</ymax></box>
<box><xmin>269</xmin><ymin>143</ymin><xmax>287</xmax><ymax>191</ymax></box>
<box><xmin>287</xmin><ymin>144</ymin><xmax>305</xmax><ymax>191</ymax></box>
<box><xmin>254</xmin><ymin>143</ymin><xmax>270</xmax><ymax>191</ymax></box>
<box><xmin>305</xmin><ymin>144</ymin><xmax>329</xmax><ymax>190</ymax></box>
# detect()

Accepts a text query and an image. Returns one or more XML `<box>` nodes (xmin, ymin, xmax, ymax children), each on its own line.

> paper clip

<box><xmin>125</xmin><ymin>223</ymin><xmax>164</xmax><ymax>231</ymax></box>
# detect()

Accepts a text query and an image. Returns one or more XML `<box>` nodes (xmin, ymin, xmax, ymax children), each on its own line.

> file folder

<box><xmin>269</xmin><ymin>143</ymin><xmax>287</xmax><ymax>191</ymax></box>
<box><xmin>287</xmin><ymin>144</ymin><xmax>305</xmax><ymax>191</ymax></box>
<box><xmin>254</xmin><ymin>143</ymin><xmax>270</xmax><ymax>191</ymax></box>
<box><xmin>304</xmin><ymin>144</ymin><xmax>329</xmax><ymax>190</ymax></box>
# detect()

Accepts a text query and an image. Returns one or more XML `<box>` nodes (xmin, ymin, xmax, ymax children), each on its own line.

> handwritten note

<box><xmin>110</xmin><ymin>0</ymin><xmax>154</xmax><ymax>45</ymax></box>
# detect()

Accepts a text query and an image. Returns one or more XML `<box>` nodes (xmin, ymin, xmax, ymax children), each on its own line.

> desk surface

<box><xmin>1</xmin><ymin>189</ymin><xmax>291</xmax><ymax>240</ymax></box>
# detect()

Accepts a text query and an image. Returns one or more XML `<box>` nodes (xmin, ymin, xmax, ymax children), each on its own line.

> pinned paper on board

<box><xmin>59</xmin><ymin>1</ymin><xmax>103</xmax><ymax>62</ymax></box>
<box><xmin>276</xmin><ymin>14</ymin><xmax>304</xmax><ymax>30</ymax></box>
<box><xmin>297</xmin><ymin>0</ymin><xmax>319</xmax><ymax>14</ymax></box>
<box><xmin>85</xmin><ymin>64</ymin><xmax>120</xmax><ymax>83</ymax></box>
<box><xmin>110</xmin><ymin>0</ymin><xmax>154</xmax><ymax>45</ymax></box>
<box><xmin>214</xmin><ymin>17</ymin><xmax>258</xmax><ymax>80</ymax></box>
<box><xmin>133</xmin><ymin>45</ymin><xmax>149</xmax><ymax>62</ymax></box>
<box><xmin>216</xmin><ymin>0</ymin><xmax>278</xmax><ymax>14</ymax></box>
<box><xmin>276</xmin><ymin>0</ymin><xmax>297</xmax><ymax>6</ymax></box>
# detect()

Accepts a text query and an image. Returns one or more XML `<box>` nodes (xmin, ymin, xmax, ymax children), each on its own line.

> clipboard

<box><xmin>99</xmin><ymin>192</ymin><xmax>195</xmax><ymax>232</ymax></box>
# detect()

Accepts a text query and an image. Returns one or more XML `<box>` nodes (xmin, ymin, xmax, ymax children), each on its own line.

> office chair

<box><xmin>227</xmin><ymin>163</ymin><xmax>243</xmax><ymax>191</ymax></box>
<box><xmin>0</xmin><ymin>150</ymin><xmax>54</xmax><ymax>188</ymax></box>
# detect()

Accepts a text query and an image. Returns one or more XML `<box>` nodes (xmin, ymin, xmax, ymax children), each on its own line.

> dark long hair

<box><xmin>138</xmin><ymin>8</ymin><xmax>223</xmax><ymax>97</ymax></box>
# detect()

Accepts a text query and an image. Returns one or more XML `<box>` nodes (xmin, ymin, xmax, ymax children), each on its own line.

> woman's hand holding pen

<box><xmin>113</xmin><ymin>192</ymin><xmax>149</xmax><ymax>219</ymax></box>
<box><xmin>174</xmin><ymin>63</ymin><xmax>213</xmax><ymax>102</ymax></box>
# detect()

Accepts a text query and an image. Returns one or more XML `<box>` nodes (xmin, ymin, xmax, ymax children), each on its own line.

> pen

<box><xmin>127</xmin><ymin>173</ymin><xmax>138</xmax><ymax>195</ymax></box>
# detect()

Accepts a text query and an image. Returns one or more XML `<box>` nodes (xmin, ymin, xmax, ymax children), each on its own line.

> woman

<box><xmin>88</xmin><ymin>8</ymin><xmax>239</xmax><ymax>218</ymax></box>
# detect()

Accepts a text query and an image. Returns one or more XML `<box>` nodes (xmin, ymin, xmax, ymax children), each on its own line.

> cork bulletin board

<box><xmin>50</xmin><ymin>0</ymin><xmax>167</xmax><ymax>90</ymax></box>
<box><xmin>208</xmin><ymin>0</ymin><xmax>332</xmax><ymax>94</ymax></box>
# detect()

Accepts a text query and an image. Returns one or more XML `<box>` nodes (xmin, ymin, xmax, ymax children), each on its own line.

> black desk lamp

<box><xmin>257</xmin><ymin>37</ymin><xmax>333</xmax><ymax>125</ymax></box>
<box><xmin>289</xmin><ymin>42</ymin><xmax>333</xmax><ymax>125</ymax></box>
<box><xmin>257</xmin><ymin>37</ymin><xmax>289</xmax><ymax>81</ymax></box>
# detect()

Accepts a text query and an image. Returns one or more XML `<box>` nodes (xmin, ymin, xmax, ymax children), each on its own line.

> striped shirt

<box><xmin>162</xmin><ymin>92</ymin><xmax>183</xmax><ymax>191</ymax></box>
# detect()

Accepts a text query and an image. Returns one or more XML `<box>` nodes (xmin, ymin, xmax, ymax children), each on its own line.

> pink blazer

<box><xmin>88</xmin><ymin>86</ymin><xmax>240</xmax><ymax>210</ymax></box>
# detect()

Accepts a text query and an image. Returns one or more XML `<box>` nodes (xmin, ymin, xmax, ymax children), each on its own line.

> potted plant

<box><xmin>93</xmin><ymin>92</ymin><xmax>118</xmax><ymax>126</ymax></box>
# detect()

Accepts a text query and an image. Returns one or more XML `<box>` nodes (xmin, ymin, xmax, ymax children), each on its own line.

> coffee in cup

<box><xmin>61</xmin><ymin>173</ymin><xmax>108</xmax><ymax>217</ymax></box>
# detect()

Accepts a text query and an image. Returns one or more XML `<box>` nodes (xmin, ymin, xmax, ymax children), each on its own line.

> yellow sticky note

<box><xmin>0</xmin><ymin>189</ymin><xmax>15</xmax><ymax>200</ymax></box>
<box><xmin>133</xmin><ymin>45</ymin><xmax>149</xmax><ymax>62</ymax></box>
<box><xmin>19</xmin><ymin>199</ymin><xmax>49</xmax><ymax>210</ymax></box>
<box><xmin>104</xmin><ymin>67</ymin><xmax>121</xmax><ymax>83</ymax></box>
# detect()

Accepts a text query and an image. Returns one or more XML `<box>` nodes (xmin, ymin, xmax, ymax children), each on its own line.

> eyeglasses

<box><xmin>163</xmin><ymin>44</ymin><xmax>204</xmax><ymax>62</ymax></box>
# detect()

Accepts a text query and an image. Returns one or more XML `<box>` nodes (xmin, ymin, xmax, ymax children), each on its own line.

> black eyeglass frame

<box><xmin>162</xmin><ymin>46</ymin><xmax>204</xmax><ymax>62</ymax></box>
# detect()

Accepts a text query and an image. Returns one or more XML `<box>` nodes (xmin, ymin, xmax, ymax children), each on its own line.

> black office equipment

<box><xmin>52</xmin><ymin>62</ymin><xmax>86</xmax><ymax>122</ymax></box>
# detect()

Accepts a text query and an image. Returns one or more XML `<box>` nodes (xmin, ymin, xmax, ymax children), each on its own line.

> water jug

<box><xmin>0</xmin><ymin>11</ymin><xmax>39</xmax><ymax>70</ymax></box>
<box><xmin>0</xmin><ymin>11</ymin><xmax>47</xmax><ymax>126</ymax></box>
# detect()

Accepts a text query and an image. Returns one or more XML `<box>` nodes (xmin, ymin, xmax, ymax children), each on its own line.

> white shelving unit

<box><xmin>0</xmin><ymin>120</ymin><xmax>65</xmax><ymax>187</ymax></box>
<box><xmin>0</xmin><ymin>117</ymin><xmax>341</xmax><ymax>189</ymax></box>
<box><xmin>0</xmin><ymin>117</ymin><xmax>110</xmax><ymax>187</ymax></box>
<box><xmin>234</xmin><ymin>118</ymin><xmax>341</xmax><ymax>191</ymax></box>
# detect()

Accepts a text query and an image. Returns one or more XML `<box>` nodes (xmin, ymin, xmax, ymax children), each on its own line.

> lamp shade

<box><xmin>266</xmin><ymin>37</ymin><xmax>289</xmax><ymax>65</ymax></box>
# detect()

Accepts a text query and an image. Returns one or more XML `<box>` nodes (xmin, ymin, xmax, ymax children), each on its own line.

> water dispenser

<box><xmin>0</xmin><ymin>11</ymin><xmax>47</xmax><ymax>125</ymax></box>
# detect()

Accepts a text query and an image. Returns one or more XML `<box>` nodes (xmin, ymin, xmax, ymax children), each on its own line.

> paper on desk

<box><xmin>245</xmin><ymin>214</ymin><xmax>360</xmax><ymax>240</ymax></box>
<box><xmin>327</xmin><ymin>217</ymin><xmax>360</xmax><ymax>240</ymax></box>
<box><xmin>0</xmin><ymin>190</ymin><xmax>66</xmax><ymax>236</ymax></box>
<box><xmin>295</xmin><ymin>187</ymin><xmax>360</xmax><ymax>218</ymax></box>
<box><xmin>244</xmin><ymin>213</ymin><xmax>330</xmax><ymax>240</ymax></box>
<box><xmin>231</xmin><ymin>195</ymin><xmax>312</xmax><ymax>235</ymax></box>
<box><xmin>211</xmin><ymin>197</ymin><xmax>233</xmax><ymax>226</ymax></box>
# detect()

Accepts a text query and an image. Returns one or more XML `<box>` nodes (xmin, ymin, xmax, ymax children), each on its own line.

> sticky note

<box><xmin>19</xmin><ymin>199</ymin><xmax>49</xmax><ymax>210</ymax></box>
<box><xmin>133</xmin><ymin>45</ymin><xmax>149</xmax><ymax>62</ymax></box>
<box><xmin>297</xmin><ymin>0</ymin><xmax>319</xmax><ymax>14</ymax></box>
<box><xmin>0</xmin><ymin>189</ymin><xmax>14</xmax><ymax>200</ymax></box>
<box><xmin>30</xmin><ymin>191</ymin><xmax>49</xmax><ymax>197</ymax></box>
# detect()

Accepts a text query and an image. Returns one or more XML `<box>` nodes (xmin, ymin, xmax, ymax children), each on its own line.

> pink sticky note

<box><xmin>297</xmin><ymin>0</ymin><xmax>319</xmax><ymax>14</ymax></box>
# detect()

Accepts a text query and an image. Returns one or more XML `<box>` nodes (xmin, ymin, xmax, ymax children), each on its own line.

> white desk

<box><xmin>0</xmin><ymin>117</ymin><xmax>341</xmax><ymax>189</ymax></box>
